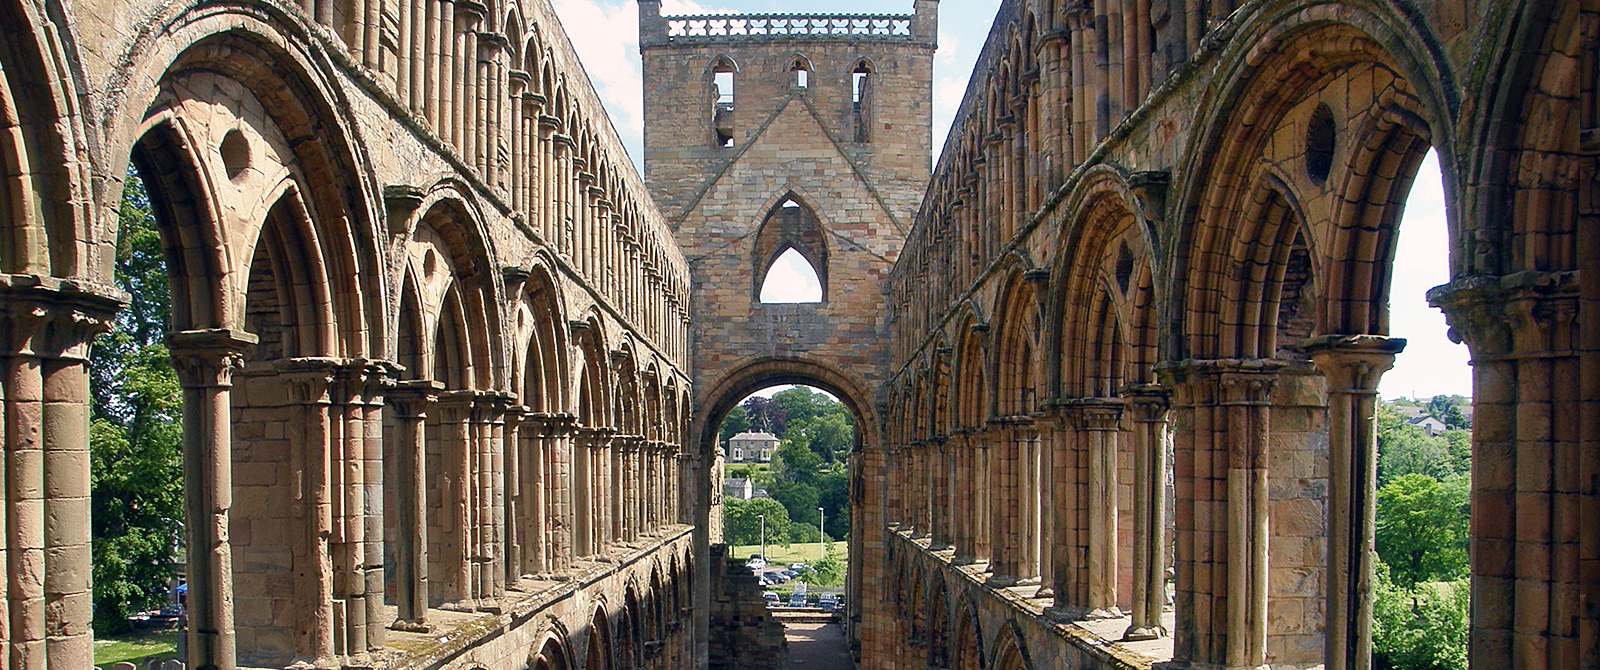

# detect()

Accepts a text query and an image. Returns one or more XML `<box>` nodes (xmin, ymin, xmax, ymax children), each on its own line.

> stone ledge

<box><xmin>889</xmin><ymin>528</ymin><xmax>1173</xmax><ymax>670</ymax></box>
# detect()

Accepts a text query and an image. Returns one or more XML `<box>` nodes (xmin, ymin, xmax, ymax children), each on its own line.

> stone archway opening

<box><xmin>691</xmin><ymin>358</ymin><xmax>880</xmax><ymax>669</ymax></box>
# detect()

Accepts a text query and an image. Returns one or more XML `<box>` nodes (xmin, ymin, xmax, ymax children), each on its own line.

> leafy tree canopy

<box><xmin>1373</xmin><ymin>563</ymin><xmax>1468</xmax><ymax>670</ymax></box>
<box><xmin>90</xmin><ymin>169</ymin><xmax>185</xmax><ymax>634</ymax></box>
<box><xmin>1376</xmin><ymin>474</ymin><xmax>1470</xmax><ymax>588</ymax></box>
<box><xmin>724</xmin><ymin>497</ymin><xmax>791</xmax><ymax>548</ymax></box>
<box><xmin>719</xmin><ymin>405</ymin><xmax>750</xmax><ymax>444</ymax></box>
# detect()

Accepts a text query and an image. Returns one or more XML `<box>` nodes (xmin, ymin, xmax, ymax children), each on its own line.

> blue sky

<box><xmin>549</xmin><ymin>0</ymin><xmax>1471</xmax><ymax>400</ymax></box>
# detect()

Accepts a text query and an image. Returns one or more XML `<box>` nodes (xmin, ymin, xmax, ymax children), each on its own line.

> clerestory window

<box><xmin>852</xmin><ymin>61</ymin><xmax>873</xmax><ymax>143</ymax></box>
<box><xmin>712</xmin><ymin>59</ymin><xmax>736</xmax><ymax>148</ymax></box>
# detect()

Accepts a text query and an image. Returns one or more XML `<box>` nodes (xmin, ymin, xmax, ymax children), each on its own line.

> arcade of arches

<box><xmin>1</xmin><ymin>0</ymin><xmax>1597</xmax><ymax>669</ymax></box>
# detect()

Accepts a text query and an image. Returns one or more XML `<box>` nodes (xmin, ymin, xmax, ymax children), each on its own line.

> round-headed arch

<box><xmin>693</xmin><ymin>356</ymin><xmax>880</xmax><ymax>460</ymax></box>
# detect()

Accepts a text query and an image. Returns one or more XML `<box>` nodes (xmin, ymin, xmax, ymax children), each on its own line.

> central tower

<box><xmin>637</xmin><ymin>0</ymin><xmax>936</xmax><ymax>662</ymax></box>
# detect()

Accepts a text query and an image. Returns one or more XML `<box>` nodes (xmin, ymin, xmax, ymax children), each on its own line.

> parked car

<box><xmin>745</xmin><ymin>557</ymin><xmax>766</xmax><ymax>570</ymax></box>
<box><xmin>763</xmin><ymin>593</ymin><xmax>779</xmax><ymax>604</ymax></box>
<box><xmin>789</xmin><ymin>594</ymin><xmax>807</xmax><ymax>608</ymax></box>
<box><xmin>789</xmin><ymin>563</ymin><xmax>807</xmax><ymax>571</ymax></box>
<box><xmin>818</xmin><ymin>593</ymin><xmax>838</xmax><ymax>608</ymax></box>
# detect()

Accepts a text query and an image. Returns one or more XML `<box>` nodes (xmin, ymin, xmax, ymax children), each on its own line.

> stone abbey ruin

<box><xmin>1</xmin><ymin>0</ymin><xmax>1596</xmax><ymax>668</ymax></box>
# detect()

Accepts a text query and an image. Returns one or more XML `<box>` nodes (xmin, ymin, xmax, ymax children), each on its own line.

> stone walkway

<box><xmin>784</xmin><ymin>621</ymin><xmax>855</xmax><ymax>669</ymax></box>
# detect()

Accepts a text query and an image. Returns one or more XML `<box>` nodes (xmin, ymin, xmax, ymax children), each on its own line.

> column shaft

<box><xmin>169</xmin><ymin>329</ymin><xmax>258</xmax><ymax>670</ymax></box>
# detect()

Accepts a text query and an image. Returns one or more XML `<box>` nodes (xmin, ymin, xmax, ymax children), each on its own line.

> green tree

<box><xmin>788</xmin><ymin>521</ymin><xmax>821</xmax><ymax>543</ymax></box>
<box><xmin>1376</xmin><ymin>474</ymin><xmax>1469</xmax><ymax>588</ymax></box>
<box><xmin>1377</xmin><ymin>402</ymin><xmax>1464</xmax><ymax>487</ymax></box>
<box><xmin>770</xmin><ymin>481</ymin><xmax>821</xmax><ymax>527</ymax></box>
<box><xmin>772</xmin><ymin>439</ymin><xmax>824</xmax><ymax>486</ymax></box>
<box><xmin>89</xmin><ymin>169</ymin><xmax>185</xmax><ymax>634</ymax></box>
<box><xmin>1427</xmin><ymin>395</ymin><xmax>1470</xmax><ymax>430</ymax></box>
<box><xmin>805</xmin><ymin>549</ymin><xmax>846</xmax><ymax>588</ymax></box>
<box><xmin>724</xmin><ymin>497</ymin><xmax>791</xmax><ymax>548</ymax></box>
<box><xmin>1378</xmin><ymin>428</ymin><xmax>1455</xmax><ymax>487</ymax></box>
<box><xmin>771</xmin><ymin>386</ymin><xmax>835</xmax><ymax>428</ymax></box>
<box><xmin>719</xmin><ymin>405</ymin><xmax>750</xmax><ymax>444</ymax></box>
<box><xmin>805</xmin><ymin>413</ymin><xmax>853</xmax><ymax>463</ymax></box>
<box><xmin>1373</xmin><ymin>563</ymin><xmax>1469</xmax><ymax>670</ymax></box>
<box><xmin>816</xmin><ymin>470</ymin><xmax>850</xmax><ymax>539</ymax></box>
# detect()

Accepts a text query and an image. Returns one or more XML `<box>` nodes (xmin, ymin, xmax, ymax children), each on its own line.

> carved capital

<box><xmin>167</xmin><ymin>328</ymin><xmax>259</xmax><ymax>388</ymax></box>
<box><xmin>1302</xmin><ymin>334</ymin><xmax>1405</xmax><ymax>394</ymax></box>
<box><xmin>1429</xmin><ymin>272</ymin><xmax>1579</xmax><ymax>359</ymax></box>
<box><xmin>1157</xmin><ymin>358</ymin><xmax>1283</xmax><ymax>406</ymax></box>
<box><xmin>1118</xmin><ymin>383</ymin><xmax>1172</xmax><ymax>422</ymax></box>
<box><xmin>387</xmin><ymin>379</ymin><xmax>445</xmax><ymax>418</ymax></box>
<box><xmin>274</xmin><ymin>357</ymin><xmax>344</xmax><ymax>404</ymax></box>
<box><xmin>0</xmin><ymin>275</ymin><xmax>126</xmax><ymax>361</ymax></box>
<box><xmin>1062</xmin><ymin>398</ymin><xmax>1124</xmax><ymax>431</ymax></box>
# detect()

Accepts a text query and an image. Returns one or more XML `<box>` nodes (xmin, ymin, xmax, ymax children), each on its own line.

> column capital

<box><xmin>388</xmin><ymin>379</ymin><xmax>446</xmax><ymax>418</ymax></box>
<box><xmin>469</xmin><ymin>390</ymin><xmax>518</xmax><ymax>422</ymax></box>
<box><xmin>167</xmin><ymin>328</ymin><xmax>259</xmax><ymax>388</ymax></box>
<box><xmin>1059</xmin><ymin>397</ymin><xmax>1124</xmax><ymax>431</ymax></box>
<box><xmin>273</xmin><ymin>356</ymin><xmax>345</xmax><ymax>404</ymax></box>
<box><xmin>1156</xmin><ymin>358</ymin><xmax>1283</xmax><ymax>405</ymax></box>
<box><xmin>0</xmin><ymin>275</ymin><xmax>125</xmax><ymax>361</ymax></box>
<box><xmin>1303</xmin><ymin>334</ymin><xmax>1406</xmax><ymax>393</ymax></box>
<box><xmin>1118</xmin><ymin>383</ymin><xmax>1172</xmax><ymax>420</ymax></box>
<box><xmin>1428</xmin><ymin>271</ymin><xmax>1579</xmax><ymax>357</ymax></box>
<box><xmin>332</xmin><ymin>358</ymin><xmax>403</xmax><ymax>405</ymax></box>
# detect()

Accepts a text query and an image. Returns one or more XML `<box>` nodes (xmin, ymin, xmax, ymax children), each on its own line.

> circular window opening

<box><xmin>220</xmin><ymin>130</ymin><xmax>251</xmax><ymax>181</ymax></box>
<box><xmin>1305</xmin><ymin>104</ymin><xmax>1336</xmax><ymax>185</ymax></box>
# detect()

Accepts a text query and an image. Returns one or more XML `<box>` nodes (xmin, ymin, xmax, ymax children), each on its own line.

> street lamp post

<box><xmin>819</xmin><ymin>507</ymin><xmax>826</xmax><ymax>559</ymax></box>
<box><xmin>759</xmin><ymin>513</ymin><xmax>767</xmax><ymax>562</ymax></box>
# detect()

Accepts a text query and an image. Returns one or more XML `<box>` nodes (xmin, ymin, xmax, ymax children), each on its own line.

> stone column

<box><xmin>0</xmin><ymin>280</ymin><xmax>121</xmax><ymax>669</ymax></box>
<box><xmin>928</xmin><ymin>436</ymin><xmax>951</xmax><ymax>550</ymax></box>
<box><xmin>468</xmin><ymin>392</ymin><xmax>511</xmax><ymax>604</ymax></box>
<box><xmin>986</xmin><ymin>419</ymin><xmax>1020</xmax><ymax>585</ymax></box>
<box><xmin>1044</xmin><ymin>401</ymin><xmax>1083</xmax><ymax>615</ymax></box>
<box><xmin>360</xmin><ymin>363</ymin><xmax>395</xmax><ymax>651</ymax></box>
<box><xmin>386</xmin><ymin>380</ymin><xmax>441</xmax><ymax>630</ymax></box>
<box><xmin>572</xmin><ymin>427</ymin><xmax>595</xmax><ymax>557</ymax></box>
<box><xmin>1020</xmin><ymin>419</ymin><xmax>1043</xmax><ymax>587</ymax></box>
<box><xmin>168</xmin><ymin>328</ymin><xmax>257</xmax><ymax>670</ymax></box>
<box><xmin>951</xmin><ymin>431</ymin><xmax>976</xmax><ymax>564</ymax></box>
<box><xmin>1430</xmin><ymin>274</ymin><xmax>1591</xmax><ymax>670</ymax></box>
<box><xmin>275</xmin><ymin>357</ymin><xmax>342</xmax><ymax>663</ymax></box>
<box><xmin>1121</xmin><ymin>384</ymin><xmax>1171</xmax><ymax>641</ymax></box>
<box><xmin>1077</xmin><ymin>399</ymin><xmax>1124</xmax><ymax>618</ymax></box>
<box><xmin>1035</xmin><ymin>412</ymin><xmax>1061</xmax><ymax>601</ymax></box>
<box><xmin>520</xmin><ymin>412</ymin><xmax>550</xmax><ymax>575</ymax></box>
<box><xmin>503</xmin><ymin>404</ymin><xmax>525</xmax><ymax>586</ymax></box>
<box><xmin>1161</xmin><ymin>359</ymin><xmax>1281</xmax><ymax>670</ymax></box>
<box><xmin>328</xmin><ymin>360</ymin><xmax>398</xmax><ymax>657</ymax></box>
<box><xmin>1306</xmin><ymin>335</ymin><xmax>1403</xmax><ymax>670</ymax></box>
<box><xmin>549</xmin><ymin>415</ymin><xmax>577</xmax><ymax>568</ymax></box>
<box><xmin>974</xmin><ymin>426</ymin><xmax>993</xmax><ymax>561</ymax></box>
<box><xmin>434</xmin><ymin>392</ymin><xmax>474</xmax><ymax>605</ymax></box>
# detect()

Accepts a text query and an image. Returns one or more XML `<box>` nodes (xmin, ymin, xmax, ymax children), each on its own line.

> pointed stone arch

<box><xmin>752</xmin><ymin>192</ymin><xmax>829</xmax><ymax>303</ymax></box>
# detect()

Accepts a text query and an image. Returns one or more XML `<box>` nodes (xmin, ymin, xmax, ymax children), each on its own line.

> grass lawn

<box><xmin>94</xmin><ymin>628</ymin><xmax>178</xmax><ymax>667</ymax></box>
<box><xmin>729</xmin><ymin>541</ymin><xmax>847</xmax><ymax>565</ymax></box>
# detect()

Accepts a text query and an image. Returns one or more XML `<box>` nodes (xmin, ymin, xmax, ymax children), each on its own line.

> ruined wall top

<box><xmin>638</xmin><ymin>0</ymin><xmax>939</xmax><ymax>48</ymax></box>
